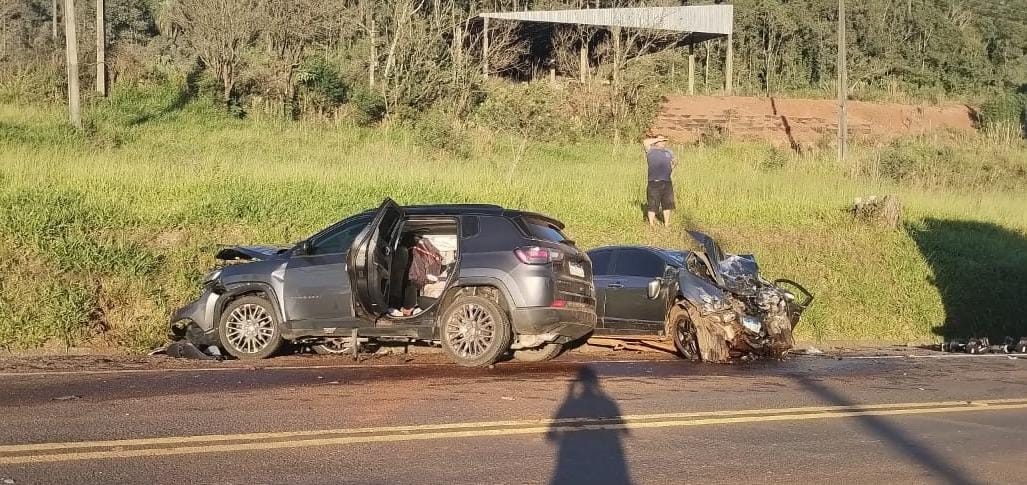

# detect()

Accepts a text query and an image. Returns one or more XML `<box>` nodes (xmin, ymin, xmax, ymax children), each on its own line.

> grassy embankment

<box><xmin>2</xmin><ymin>91</ymin><xmax>1026</xmax><ymax>352</ymax></box>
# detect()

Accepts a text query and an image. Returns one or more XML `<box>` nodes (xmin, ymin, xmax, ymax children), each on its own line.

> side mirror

<box><xmin>646</xmin><ymin>279</ymin><xmax>662</xmax><ymax>300</ymax></box>
<box><xmin>295</xmin><ymin>240</ymin><xmax>312</xmax><ymax>256</ymax></box>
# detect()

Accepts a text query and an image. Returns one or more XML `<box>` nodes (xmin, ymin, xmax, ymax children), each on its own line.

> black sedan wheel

<box><xmin>669</xmin><ymin>306</ymin><xmax>700</xmax><ymax>361</ymax></box>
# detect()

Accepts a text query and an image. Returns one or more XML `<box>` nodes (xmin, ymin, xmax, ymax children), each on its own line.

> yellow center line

<box><xmin>2</xmin><ymin>397</ymin><xmax>1026</xmax><ymax>465</ymax></box>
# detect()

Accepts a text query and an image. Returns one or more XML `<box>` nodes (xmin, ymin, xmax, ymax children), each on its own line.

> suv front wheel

<box><xmin>440</xmin><ymin>295</ymin><xmax>512</xmax><ymax>367</ymax></box>
<box><xmin>218</xmin><ymin>296</ymin><xmax>283</xmax><ymax>360</ymax></box>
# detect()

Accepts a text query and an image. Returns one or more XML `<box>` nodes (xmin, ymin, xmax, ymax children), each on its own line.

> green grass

<box><xmin>2</xmin><ymin>98</ymin><xmax>1026</xmax><ymax>352</ymax></box>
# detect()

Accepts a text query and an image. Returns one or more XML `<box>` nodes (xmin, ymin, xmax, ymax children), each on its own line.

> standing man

<box><xmin>643</xmin><ymin>134</ymin><xmax>677</xmax><ymax>227</ymax></box>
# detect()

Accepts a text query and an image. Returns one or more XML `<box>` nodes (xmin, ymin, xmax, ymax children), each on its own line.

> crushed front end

<box><xmin>681</xmin><ymin>232</ymin><xmax>814</xmax><ymax>362</ymax></box>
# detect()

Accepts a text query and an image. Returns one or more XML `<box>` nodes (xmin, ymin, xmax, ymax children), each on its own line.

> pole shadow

<box><xmin>791</xmin><ymin>374</ymin><xmax>980</xmax><ymax>485</ymax></box>
<box><xmin>547</xmin><ymin>367</ymin><xmax>632</xmax><ymax>485</ymax></box>
<box><xmin>907</xmin><ymin>218</ymin><xmax>1027</xmax><ymax>341</ymax></box>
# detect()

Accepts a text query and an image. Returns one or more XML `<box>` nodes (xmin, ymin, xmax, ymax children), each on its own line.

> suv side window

<box><xmin>589</xmin><ymin>250</ymin><xmax>613</xmax><ymax>276</ymax></box>
<box><xmin>310</xmin><ymin>218</ymin><xmax>369</xmax><ymax>255</ymax></box>
<box><xmin>613</xmin><ymin>249</ymin><xmax>665</xmax><ymax>278</ymax></box>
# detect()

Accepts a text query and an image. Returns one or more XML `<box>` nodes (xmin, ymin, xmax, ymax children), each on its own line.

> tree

<box><xmin>256</xmin><ymin>0</ymin><xmax>340</xmax><ymax>115</ymax></box>
<box><xmin>167</xmin><ymin>0</ymin><xmax>260</xmax><ymax>106</ymax></box>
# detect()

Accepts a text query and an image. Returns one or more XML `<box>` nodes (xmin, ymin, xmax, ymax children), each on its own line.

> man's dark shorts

<box><xmin>646</xmin><ymin>180</ymin><xmax>676</xmax><ymax>212</ymax></box>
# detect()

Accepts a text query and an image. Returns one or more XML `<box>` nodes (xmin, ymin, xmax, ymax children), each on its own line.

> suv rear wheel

<box><xmin>440</xmin><ymin>295</ymin><xmax>512</xmax><ymax>367</ymax></box>
<box><xmin>218</xmin><ymin>296</ymin><xmax>283</xmax><ymax>360</ymax></box>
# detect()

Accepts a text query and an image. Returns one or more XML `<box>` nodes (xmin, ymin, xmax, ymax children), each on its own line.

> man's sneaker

<box><xmin>411</xmin><ymin>307</ymin><xmax>423</xmax><ymax>316</ymax></box>
<box><xmin>387</xmin><ymin>308</ymin><xmax>404</xmax><ymax>317</ymax></box>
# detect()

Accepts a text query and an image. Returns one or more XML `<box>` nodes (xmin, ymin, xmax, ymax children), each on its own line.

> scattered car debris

<box><xmin>941</xmin><ymin>337</ymin><xmax>1027</xmax><ymax>355</ymax></box>
<box><xmin>151</xmin><ymin>340</ymin><xmax>223</xmax><ymax>360</ymax></box>
<box><xmin>586</xmin><ymin>337</ymin><xmax>676</xmax><ymax>354</ymax></box>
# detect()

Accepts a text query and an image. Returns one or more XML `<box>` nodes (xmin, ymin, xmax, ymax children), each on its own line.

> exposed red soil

<box><xmin>651</xmin><ymin>95</ymin><xmax>977</xmax><ymax>148</ymax></box>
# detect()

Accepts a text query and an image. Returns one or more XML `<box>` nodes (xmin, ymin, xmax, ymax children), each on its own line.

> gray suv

<box><xmin>170</xmin><ymin>199</ymin><xmax>596</xmax><ymax>367</ymax></box>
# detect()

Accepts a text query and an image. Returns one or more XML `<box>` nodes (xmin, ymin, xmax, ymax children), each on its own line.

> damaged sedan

<box><xmin>588</xmin><ymin>231</ymin><xmax>813</xmax><ymax>362</ymax></box>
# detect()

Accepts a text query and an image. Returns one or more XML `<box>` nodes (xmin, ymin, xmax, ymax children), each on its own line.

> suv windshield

<box><xmin>518</xmin><ymin>217</ymin><xmax>569</xmax><ymax>244</ymax></box>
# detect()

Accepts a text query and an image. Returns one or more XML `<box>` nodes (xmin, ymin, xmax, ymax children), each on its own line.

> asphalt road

<box><xmin>2</xmin><ymin>352</ymin><xmax>1026</xmax><ymax>484</ymax></box>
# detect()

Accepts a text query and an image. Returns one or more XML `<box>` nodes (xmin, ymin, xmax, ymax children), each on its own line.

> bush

<box><xmin>298</xmin><ymin>58</ymin><xmax>348</xmax><ymax>118</ymax></box>
<box><xmin>473</xmin><ymin>82</ymin><xmax>566</xmax><ymax>140</ymax></box>
<box><xmin>348</xmin><ymin>87</ymin><xmax>386</xmax><ymax>126</ymax></box>
<box><xmin>410</xmin><ymin>109</ymin><xmax>471</xmax><ymax>157</ymax></box>
<box><xmin>978</xmin><ymin>92</ymin><xmax>1027</xmax><ymax>133</ymax></box>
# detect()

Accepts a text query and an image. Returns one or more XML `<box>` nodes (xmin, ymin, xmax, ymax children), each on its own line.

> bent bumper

<box><xmin>169</xmin><ymin>289</ymin><xmax>220</xmax><ymax>344</ymax></box>
<box><xmin>510</xmin><ymin>306</ymin><xmax>597</xmax><ymax>343</ymax></box>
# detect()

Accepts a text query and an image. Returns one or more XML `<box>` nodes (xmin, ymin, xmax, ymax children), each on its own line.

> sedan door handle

<box><xmin>607</xmin><ymin>283</ymin><xmax>623</xmax><ymax>289</ymax></box>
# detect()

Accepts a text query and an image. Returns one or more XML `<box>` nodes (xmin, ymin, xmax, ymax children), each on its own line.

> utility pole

<box><xmin>482</xmin><ymin>16</ymin><xmax>489</xmax><ymax>79</ymax></box>
<box><xmin>579</xmin><ymin>43</ymin><xmax>587</xmax><ymax>84</ymax></box>
<box><xmin>725</xmin><ymin>33</ymin><xmax>733</xmax><ymax>95</ymax></box>
<box><xmin>688</xmin><ymin>47</ymin><xmax>696</xmax><ymax>96</ymax></box>
<box><xmin>96</xmin><ymin>0</ymin><xmax>106</xmax><ymax>96</ymax></box>
<box><xmin>837</xmin><ymin>0</ymin><xmax>848</xmax><ymax>161</ymax></box>
<box><xmin>612</xmin><ymin>25</ymin><xmax>621</xmax><ymax>90</ymax></box>
<box><xmin>52</xmin><ymin>0</ymin><xmax>59</xmax><ymax>41</ymax></box>
<box><xmin>368</xmin><ymin>18</ymin><xmax>376</xmax><ymax>89</ymax></box>
<box><xmin>63</xmin><ymin>0</ymin><xmax>81</xmax><ymax>128</ymax></box>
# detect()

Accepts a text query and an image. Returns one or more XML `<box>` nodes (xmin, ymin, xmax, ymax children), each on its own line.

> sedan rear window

<box><xmin>518</xmin><ymin>217</ymin><xmax>569</xmax><ymax>243</ymax></box>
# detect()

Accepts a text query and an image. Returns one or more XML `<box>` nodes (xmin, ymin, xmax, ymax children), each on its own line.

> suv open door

<box><xmin>348</xmin><ymin>199</ymin><xmax>405</xmax><ymax>317</ymax></box>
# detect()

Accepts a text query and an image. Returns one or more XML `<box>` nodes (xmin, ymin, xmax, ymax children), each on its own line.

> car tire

<box><xmin>440</xmin><ymin>295</ymin><xmax>512</xmax><ymax>367</ymax></box>
<box><xmin>668</xmin><ymin>305</ymin><xmax>700</xmax><ymax>362</ymax></box>
<box><xmin>217</xmin><ymin>296</ymin><xmax>283</xmax><ymax>360</ymax></box>
<box><xmin>513</xmin><ymin>343</ymin><xmax>563</xmax><ymax>362</ymax></box>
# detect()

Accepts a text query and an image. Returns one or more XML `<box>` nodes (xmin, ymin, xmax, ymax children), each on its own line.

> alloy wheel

<box><xmin>224</xmin><ymin>303</ymin><xmax>276</xmax><ymax>354</ymax></box>
<box><xmin>444</xmin><ymin>303</ymin><xmax>496</xmax><ymax>358</ymax></box>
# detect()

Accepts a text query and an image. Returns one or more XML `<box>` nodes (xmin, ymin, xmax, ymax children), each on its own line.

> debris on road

<box><xmin>151</xmin><ymin>340</ymin><xmax>223</xmax><ymax>360</ymax></box>
<box><xmin>796</xmin><ymin>346</ymin><xmax>824</xmax><ymax>355</ymax></box>
<box><xmin>942</xmin><ymin>337</ymin><xmax>1027</xmax><ymax>355</ymax></box>
<box><xmin>586</xmin><ymin>337</ymin><xmax>678</xmax><ymax>355</ymax></box>
<box><xmin>53</xmin><ymin>395</ymin><xmax>81</xmax><ymax>401</ymax></box>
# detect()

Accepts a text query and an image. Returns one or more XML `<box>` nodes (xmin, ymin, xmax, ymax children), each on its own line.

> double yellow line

<box><xmin>3</xmin><ymin>398</ymin><xmax>1027</xmax><ymax>465</ymax></box>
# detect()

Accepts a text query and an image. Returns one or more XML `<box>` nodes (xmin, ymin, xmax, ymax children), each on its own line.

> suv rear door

<box><xmin>348</xmin><ymin>199</ymin><xmax>405</xmax><ymax>318</ymax></box>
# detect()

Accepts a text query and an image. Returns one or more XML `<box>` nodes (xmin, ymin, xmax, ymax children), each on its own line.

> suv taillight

<box><xmin>514</xmin><ymin>246</ymin><xmax>564</xmax><ymax>264</ymax></box>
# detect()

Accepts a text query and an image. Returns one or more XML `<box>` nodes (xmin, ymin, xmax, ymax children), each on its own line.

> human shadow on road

<box><xmin>546</xmin><ymin>367</ymin><xmax>632</xmax><ymax>485</ymax></box>
<box><xmin>907</xmin><ymin>218</ymin><xmax>1027</xmax><ymax>341</ymax></box>
<box><xmin>793</xmin><ymin>374</ymin><xmax>979</xmax><ymax>485</ymax></box>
